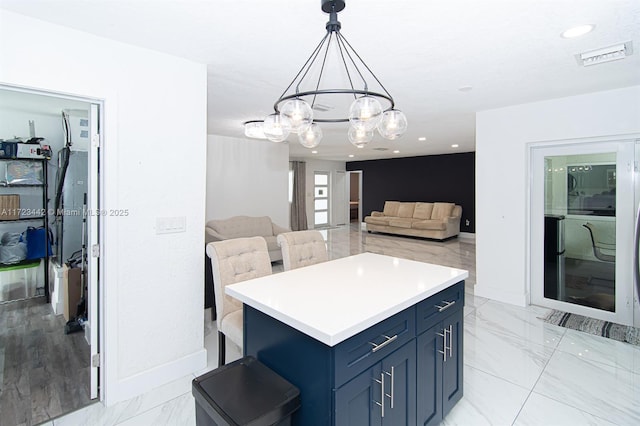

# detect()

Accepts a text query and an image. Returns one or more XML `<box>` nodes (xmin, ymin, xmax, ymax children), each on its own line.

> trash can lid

<box><xmin>192</xmin><ymin>356</ymin><xmax>301</xmax><ymax>426</ymax></box>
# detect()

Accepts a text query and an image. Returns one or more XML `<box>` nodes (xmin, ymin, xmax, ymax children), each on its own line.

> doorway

<box><xmin>348</xmin><ymin>171</ymin><xmax>362</xmax><ymax>224</ymax></box>
<box><xmin>0</xmin><ymin>85</ymin><xmax>102</xmax><ymax>423</ymax></box>
<box><xmin>530</xmin><ymin>137</ymin><xmax>639</xmax><ymax>326</ymax></box>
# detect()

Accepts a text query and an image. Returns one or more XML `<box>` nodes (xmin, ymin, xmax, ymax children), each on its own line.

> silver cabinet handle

<box><xmin>369</xmin><ymin>334</ymin><xmax>398</xmax><ymax>353</ymax></box>
<box><xmin>384</xmin><ymin>366</ymin><xmax>395</xmax><ymax>409</ymax></box>
<box><xmin>435</xmin><ymin>300</ymin><xmax>456</xmax><ymax>312</ymax></box>
<box><xmin>448</xmin><ymin>324</ymin><xmax>453</xmax><ymax>358</ymax></box>
<box><xmin>373</xmin><ymin>373</ymin><xmax>385</xmax><ymax>417</ymax></box>
<box><xmin>635</xmin><ymin>203</ymin><xmax>640</xmax><ymax>302</ymax></box>
<box><xmin>437</xmin><ymin>330</ymin><xmax>447</xmax><ymax>362</ymax></box>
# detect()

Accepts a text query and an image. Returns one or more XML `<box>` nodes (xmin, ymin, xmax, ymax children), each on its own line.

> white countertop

<box><xmin>226</xmin><ymin>252</ymin><xmax>469</xmax><ymax>346</ymax></box>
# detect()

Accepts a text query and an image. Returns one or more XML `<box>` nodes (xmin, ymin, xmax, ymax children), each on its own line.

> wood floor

<box><xmin>0</xmin><ymin>296</ymin><xmax>91</xmax><ymax>425</ymax></box>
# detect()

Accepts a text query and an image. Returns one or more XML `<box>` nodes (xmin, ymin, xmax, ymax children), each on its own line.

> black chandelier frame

<box><xmin>272</xmin><ymin>0</ymin><xmax>397</xmax><ymax>124</ymax></box>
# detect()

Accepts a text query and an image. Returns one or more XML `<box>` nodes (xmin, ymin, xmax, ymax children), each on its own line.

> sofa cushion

<box><xmin>383</xmin><ymin>201</ymin><xmax>400</xmax><ymax>217</ymax></box>
<box><xmin>431</xmin><ymin>203</ymin><xmax>455</xmax><ymax>220</ymax></box>
<box><xmin>412</xmin><ymin>220</ymin><xmax>447</xmax><ymax>231</ymax></box>
<box><xmin>397</xmin><ymin>203</ymin><xmax>416</xmax><ymax>218</ymax></box>
<box><xmin>413</xmin><ymin>202</ymin><xmax>434</xmax><ymax>219</ymax></box>
<box><xmin>388</xmin><ymin>218</ymin><xmax>414</xmax><ymax>229</ymax></box>
<box><xmin>263</xmin><ymin>235</ymin><xmax>279</xmax><ymax>254</ymax></box>
<box><xmin>365</xmin><ymin>216</ymin><xmax>390</xmax><ymax>226</ymax></box>
<box><xmin>208</xmin><ymin>215</ymin><xmax>274</xmax><ymax>238</ymax></box>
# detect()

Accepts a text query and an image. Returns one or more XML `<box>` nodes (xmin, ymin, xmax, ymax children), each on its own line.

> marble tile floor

<box><xmin>44</xmin><ymin>225</ymin><xmax>640</xmax><ymax>426</ymax></box>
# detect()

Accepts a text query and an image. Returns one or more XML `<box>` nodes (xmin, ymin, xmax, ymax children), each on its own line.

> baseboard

<box><xmin>104</xmin><ymin>348</ymin><xmax>207</xmax><ymax>406</ymax></box>
<box><xmin>459</xmin><ymin>232</ymin><xmax>475</xmax><ymax>240</ymax></box>
<box><xmin>474</xmin><ymin>283</ymin><xmax>527</xmax><ymax>307</ymax></box>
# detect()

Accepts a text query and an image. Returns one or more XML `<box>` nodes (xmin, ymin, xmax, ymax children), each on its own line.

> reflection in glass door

<box><xmin>314</xmin><ymin>172</ymin><xmax>329</xmax><ymax>227</ymax></box>
<box><xmin>544</xmin><ymin>154</ymin><xmax>616</xmax><ymax>311</ymax></box>
<box><xmin>530</xmin><ymin>140</ymin><xmax>635</xmax><ymax>326</ymax></box>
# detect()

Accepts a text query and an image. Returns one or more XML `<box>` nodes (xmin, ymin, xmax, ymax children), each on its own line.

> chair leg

<box><xmin>218</xmin><ymin>331</ymin><xmax>226</xmax><ymax>367</ymax></box>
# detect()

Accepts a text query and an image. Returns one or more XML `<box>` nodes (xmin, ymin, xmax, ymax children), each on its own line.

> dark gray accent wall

<box><xmin>346</xmin><ymin>152</ymin><xmax>475</xmax><ymax>233</ymax></box>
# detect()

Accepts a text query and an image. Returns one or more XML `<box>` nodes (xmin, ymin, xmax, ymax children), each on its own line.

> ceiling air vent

<box><xmin>577</xmin><ymin>41</ymin><xmax>633</xmax><ymax>66</ymax></box>
<box><xmin>373</xmin><ymin>147</ymin><xmax>389</xmax><ymax>151</ymax></box>
<box><xmin>312</xmin><ymin>103</ymin><xmax>333</xmax><ymax>112</ymax></box>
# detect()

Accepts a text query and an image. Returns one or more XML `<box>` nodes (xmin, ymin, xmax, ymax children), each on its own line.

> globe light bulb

<box><xmin>348</xmin><ymin>126</ymin><xmax>373</xmax><ymax>148</ymax></box>
<box><xmin>280</xmin><ymin>99</ymin><xmax>313</xmax><ymax>133</ymax></box>
<box><xmin>349</xmin><ymin>96</ymin><xmax>383</xmax><ymax>131</ymax></box>
<box><xmin>298</xmin><ymin>123</ymin><xmax>322</xmax><ymax>148</ymax></box>
<box><xmin>377</xmin><ymin>109</ymin><xmax>408</xmax><ymax>140</ymax></box>
<box><xmin>263</xmin><ymin>113</ymin><xmax>291</xmax><ymax>143</ymax></box>
<box><xmin>244</xmin><ymin>121</ymin><xmax>266</xmax><ymax>139</ymax></box>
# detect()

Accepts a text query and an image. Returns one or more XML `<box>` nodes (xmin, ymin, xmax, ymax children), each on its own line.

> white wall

<box><xmin>0</xmin><ymin>11</ymin><xmax>208</xmax><ymax>404</ymax></box>
<box><xmin>292</xmin><ymin>158</ymin><xmax>347</xmax><ymax>228</ymax></box>
<box><xmin>476</xmin><ymin>86</ymin><xmax>640</xmax><ymax>306</ymax></box>
<box><xmin>206</xmin><ymin>135</ymin><xmax>289</xmax><ymax>227</ymax></box>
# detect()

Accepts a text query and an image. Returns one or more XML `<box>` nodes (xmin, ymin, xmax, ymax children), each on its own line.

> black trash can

<box><xmin>192</xmin><ymin>356</ymin><xmax>301</xmax><ymax>426</ymax></box>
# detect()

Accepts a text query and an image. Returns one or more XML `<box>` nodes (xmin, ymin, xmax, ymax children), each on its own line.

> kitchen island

<box><xmin>226</xmin><ymin>252</ymin><xmax>468</xmax><ymax>425</ymax></box>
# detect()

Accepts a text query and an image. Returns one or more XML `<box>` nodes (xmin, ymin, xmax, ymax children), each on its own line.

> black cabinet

<box><xmin>0</xmin><ymin>157</ymin><xmax>50</xmax><ymax>302</ymax></box>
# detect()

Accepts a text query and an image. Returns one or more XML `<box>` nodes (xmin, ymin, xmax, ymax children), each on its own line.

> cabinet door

<box><xmin>442</xmin><ymin>309</ymin><xmax>464</xmax><ymax>415</ymax></box>
<box><xmin>381</xmin><ymin>340</ymin><xmax>416</xmax><ymax>426</ymax></box>
<box><xmin>416</xmin><ymin>324</ymin><xmax>443</xmax><ymax>426</ymax></box>
<box><xmin>335</xmin><ymin>365</ymin><xmax>382</xmax><ymax>426</ymax></box>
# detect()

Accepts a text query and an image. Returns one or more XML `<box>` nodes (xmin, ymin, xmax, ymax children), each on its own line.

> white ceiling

<box><xmin>2</xmin><ymin>0</ymin><xmax>639</xmax><ymax>161</ymax></box>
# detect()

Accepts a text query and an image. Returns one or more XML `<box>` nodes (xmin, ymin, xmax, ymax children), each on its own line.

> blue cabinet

<box><xmin>334</xmin><ymin>340</ymin><xmax>416</xmax><ymax>426</ymax></box>
<box><xmin>243</xmin><ymin>281</ymin><xmax>464</xmax><ymax>426</ymax></box>
<box><xmin>417</xmin><ymin>290</ymin><xmax>464</xmax><ymax>426</ymax></box>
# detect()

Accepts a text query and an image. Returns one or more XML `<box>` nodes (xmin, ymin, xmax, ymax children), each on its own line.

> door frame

<box><xmin>0</xmin><ymin>83</ymin><xmax>105</xmax><ymax>399</ymax></box>
<box><xmin>527</xmin><ymin>134</ymin><xmax>640</xmax><ymax>326</ymax></box>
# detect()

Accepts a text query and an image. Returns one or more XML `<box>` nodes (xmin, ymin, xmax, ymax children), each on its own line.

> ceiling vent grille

<box><xmin>312</xmin><ymin>103</ymin><xmax>334</xmax><ymax>112</ymax></box>
<box><xmin>577</xmin><ymin>41</ymin><xmax>633</xmax><ymax>66</ymax></box>
<box><xmin>373</xmin><ymin>147</ymin><xmax>389</xmax><ymax>151</ymax></box>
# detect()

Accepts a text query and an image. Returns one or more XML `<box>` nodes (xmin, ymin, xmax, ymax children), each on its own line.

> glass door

<box><xmin>314</xmin><ymin>172</ymin><xmax>329</xmax><ymax>228</ymax></box>
<box><xmin>530</xmin><ymin>139</ymin><xmax>636</xmax><ymax>326</ymax></box>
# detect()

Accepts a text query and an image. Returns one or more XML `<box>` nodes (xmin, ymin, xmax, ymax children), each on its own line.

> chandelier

<box><xmin>245</xmin><ymin>0</ymin><xmax>407</xmax><ymax>149</ymax></box>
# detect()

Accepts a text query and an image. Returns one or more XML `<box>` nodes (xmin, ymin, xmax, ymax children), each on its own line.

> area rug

<box><xmin>541</xmin><ymin>310</ymin><xmax>640</xmax><ymax>346</ymax></box>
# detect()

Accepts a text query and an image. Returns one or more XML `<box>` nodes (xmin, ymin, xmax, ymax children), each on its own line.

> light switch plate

<box><xmin>156</xmin><ymin>216</ymin><xmax>186</xmax><ymax>234</ymax></box>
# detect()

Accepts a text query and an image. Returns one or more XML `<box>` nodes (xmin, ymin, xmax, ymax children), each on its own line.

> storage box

<box><xmin>0</xmin><ymin>142</ymin><xmax>17</xmax><ymax>158</ymax></box>
<box><xmin>0</xmin><ymin>194</ymin><xmax>20</xmax><ymax>220</ymax></box>
<box><xmin>192</xmin><ymin>356</ymin><xmax>300</xmax><ymax>426</ymax></box>
<box><xmin>63</xmin><ymin>267</ymin><xmax>82</xmax><ymax>321</ymax></box>
<box><xmin>16</xmin><ymin>143</ymin><xmax>45</xmax><ymax>159</ymax></box>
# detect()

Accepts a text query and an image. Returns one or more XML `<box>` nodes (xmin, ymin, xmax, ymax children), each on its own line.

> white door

<box><xmin>334</xmin><ymin>171</ymin><xmax>347</xmax><ymax>226</ymax></box>
<box><xmin>530</xmin><ymin>138</ymin><xmax>638</xmax><ymax>326</ymax></box>
<box><xmin>87</xmin><ymin>103</ymin><xmax>101</xmax><ymax>398</ymax></box>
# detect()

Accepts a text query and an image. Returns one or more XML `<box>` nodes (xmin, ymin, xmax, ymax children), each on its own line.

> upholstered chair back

<box><xmin>206</xmin><ymin>236</ymin><xmax>272</xmax><ymax>338</ymax></box>
<box><xmin>277</xmin><ymin>230</ymin><xmax>329</xmax><ymax>271</ymax></box>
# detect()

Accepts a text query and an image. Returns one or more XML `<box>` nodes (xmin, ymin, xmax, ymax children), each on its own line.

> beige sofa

<box><xmin>205</xmin><ymin>215</ymin><xmax>290</xmax><ymax>262</ymax></box>
<box><xmin>364</xmin><ymin>201</ymin><xmax>462</xmax><ymax>240</ymax></box>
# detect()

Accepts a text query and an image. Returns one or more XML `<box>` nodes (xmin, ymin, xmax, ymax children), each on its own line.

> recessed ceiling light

<box><xmin>348</xmin><ymin>154</ymin><xmax>354</xmax><ymax>158</ymax></box>
<box><xmin>451</xmin><ymin>144</ymin><xmax>459</xmax><ymax>148</ymax></box>
<box><xmin>311</xmin><ymin>150</ymin><xmax>318</xmax><ymax>154</ymax></box>
<box><xmin>418</xmin><ymin>137</ymin><xmax>426</xmax><ymax>141</ymax></box>
<box><xmin>458</xmin><ymin>86</ymin><xmax>473</xmax><ymax>92</ymax></box>
<box><xmin>393</xmin><ymin>150</ymin><xmax>400</xmax><ymax>154</ymax></box>
<box><xmin>561</xmin><ymin>24</ymin><xmax>595</xmax><ymax>38</ymax></box>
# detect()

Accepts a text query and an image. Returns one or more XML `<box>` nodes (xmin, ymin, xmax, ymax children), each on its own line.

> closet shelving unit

<box><xmin>0</xmin><ymin>156</ymin><xmax>50</xmax><ymax>302</ymax></box>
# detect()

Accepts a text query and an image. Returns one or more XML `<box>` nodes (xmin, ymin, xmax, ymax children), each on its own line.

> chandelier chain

<box><xmin>334</xmin><ymin>32</ymin><xmax>358</xmax><ymax>100</ymax></box>
<box><xmin>338</xmin><ymin>32</ymin><xmax>393</xmax><ymax>99</ymax></box>
<box><xmin>278</xmin><ymin>32</ymin><xmax>331</xmax><ymax>105</ymax></box>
